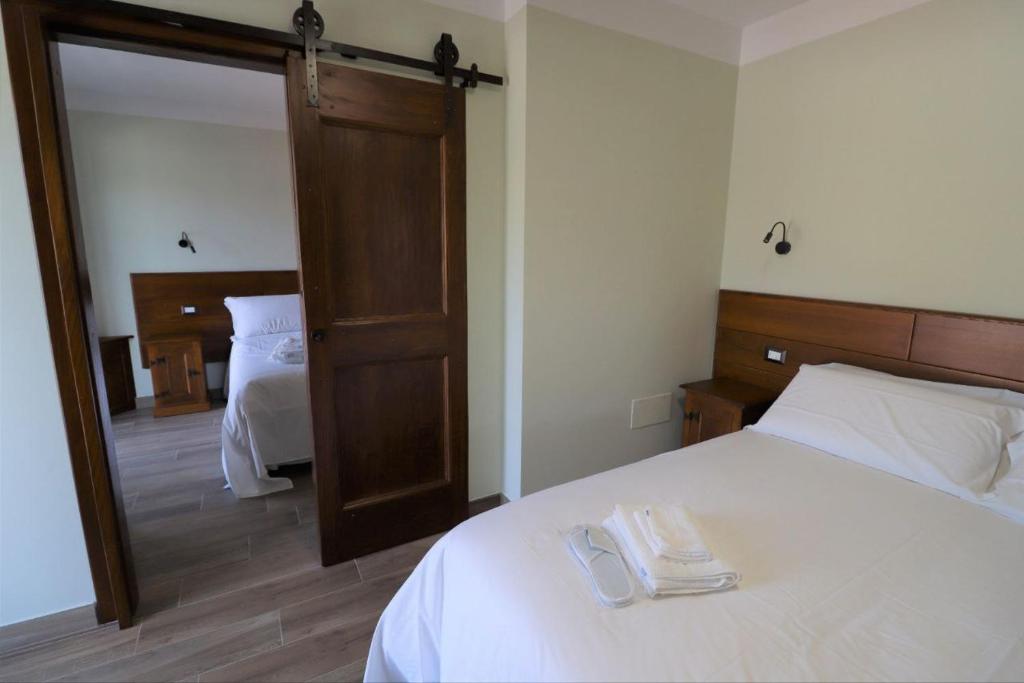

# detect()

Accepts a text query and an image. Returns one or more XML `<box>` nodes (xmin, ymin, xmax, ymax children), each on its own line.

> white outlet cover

<box><xmin>630</xmin><ymin>393</ymin><xmax>673</xmax><ymax>430</ymax></box>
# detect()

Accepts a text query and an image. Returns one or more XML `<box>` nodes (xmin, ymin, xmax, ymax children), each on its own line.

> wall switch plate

<box><xmin>181</xmin><ymin>305</ymin><xmax>197</xmax><ymax>315</ymax></box>
<box><xmin>764</xmin><ymin>346</ymin><xmax>787</xmax><ymax>364</ymax></box>
<box><xmin>630</xmin><ymin>393</ymin><xmax>672</xmax><ymax>430</ymax></box>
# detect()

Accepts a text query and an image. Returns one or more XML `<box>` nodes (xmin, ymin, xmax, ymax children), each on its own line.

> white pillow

<box><xmin>751</xmin><ymin>364</ymin><xmax>1024</xmax><ymax>501</ymax></box>
<box><xmin>224</xmin><ymin>294</ymin><xmax>302</xmax><ymax>339</ymax></box>
<box><xmin>821</xmin><ymin>363</ymin><xmax>1024</xmax><ymax>410</ymax></box>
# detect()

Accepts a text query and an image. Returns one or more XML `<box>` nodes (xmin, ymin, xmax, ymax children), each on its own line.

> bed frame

<box><xmin>714</xmin><ymin>291</ymin><xmax>1024</xmax><ymax>394</ymax></box>
<box><xmin>131</xmin><ymin>270</ymin><xmax>299</xmax><ymax>368</ymax></box>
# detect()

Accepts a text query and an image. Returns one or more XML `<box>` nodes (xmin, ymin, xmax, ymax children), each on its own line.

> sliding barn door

<box><xmin>286</xmin><ymin>57</ymin><xmax>468</xmax><ymax>564</ymax></box>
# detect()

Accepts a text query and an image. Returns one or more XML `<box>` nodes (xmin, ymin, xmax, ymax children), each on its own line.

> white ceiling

<box><xmin>58</xmin><ymin>43</ymin><xmax>287</xmax><ymax>131</ymax></box>
<box><xmin>663</xmin><ymin>0</ymin><xmax>807</xmax><ymax>28</ymax></box>
<box><xmin>431</xmin><ymin>0</ymin><xmax>931</xmax><ymax>64</ymax></box>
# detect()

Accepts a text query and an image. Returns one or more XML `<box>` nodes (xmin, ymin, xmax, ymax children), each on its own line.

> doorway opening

<box><xmin>54</xmin><ymin>41</ymin><xmax>318</xmax><ymax>617</ymax></box>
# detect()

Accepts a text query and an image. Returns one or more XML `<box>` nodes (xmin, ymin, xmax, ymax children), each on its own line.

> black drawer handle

<box><xmin>684</xmin><ymin>411</ymin><xmax>701</xmax><ymax>421</ymax></box>
<box><xmin>311</xmin><ymin>329</ymin><xmax>326</xmax><ymax>343</ymax></box>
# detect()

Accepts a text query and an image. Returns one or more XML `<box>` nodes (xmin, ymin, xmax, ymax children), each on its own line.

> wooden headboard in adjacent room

<box><xmin>131</xmin><ymin>270</ymin><xmax>299</xmax><ymax>368</ymax></box>
<box><xmin>714</xmin><ymin>290</ymin><xmax>1024</xmax><ymax>394</ymax></box>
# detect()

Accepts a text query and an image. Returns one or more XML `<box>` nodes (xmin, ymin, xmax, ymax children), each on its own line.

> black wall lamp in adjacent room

<box><xmin>178</xmin><ymin>231</ymin><xmax>196</xmax><ymax>253</ymax></box>
<box><xmin>763</xmin><ymin>221</ymin><xmax>791</xmax><ymax>255</ymax></box>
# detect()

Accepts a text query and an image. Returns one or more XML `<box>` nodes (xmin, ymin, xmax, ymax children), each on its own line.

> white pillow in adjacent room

<box><xmin>751</xmin><ymin>364</ymin><xmax>1024</xmax><ymax>501</ymax></box>
<box><xmin>224</xmin><ymin>294</ymin><xmax>302</xmax><ymax>339</ymax></box>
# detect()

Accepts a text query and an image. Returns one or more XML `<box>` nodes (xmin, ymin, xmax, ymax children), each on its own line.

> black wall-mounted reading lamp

<box><xmin>763</xmin><ymin>221</ymin><xmax>791</xmax><ymax>255</ymax></box>
<box><xmin>178</xmin><ymin>231</ymin><xmax>196</xmax><ymax>253</ymax></box>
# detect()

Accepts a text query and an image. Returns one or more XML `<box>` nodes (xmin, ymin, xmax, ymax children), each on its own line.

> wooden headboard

<box><xmin>131</xmin><ymin>271</ymin><xmax>299</xmax><ymax>367</ymax></box>
<box><xmin>714</xmin><ymin>290</ymin><xmax>1024</xmax><ymax>394</ymax></box>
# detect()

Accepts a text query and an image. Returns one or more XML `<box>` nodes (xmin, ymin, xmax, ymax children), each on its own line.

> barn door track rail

<box><xmin>293</xmin><ymin>0</ymin><xmax>489</xmax><ymax>108</ymax></box>
<box><xmin>75</xmin><ymin>0</ymin><xmax>503</xmax><ymax>108</ymax></box>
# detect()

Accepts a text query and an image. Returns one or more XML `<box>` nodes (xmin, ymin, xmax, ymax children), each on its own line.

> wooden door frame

<box><xmin>1</xmin><ymin>0</ymin><xmax>290</xmax><ymax>627</ymax></box>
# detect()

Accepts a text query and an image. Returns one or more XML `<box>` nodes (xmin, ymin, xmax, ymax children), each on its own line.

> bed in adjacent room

<box><xmin>366</xmin><ymin>292</ymin><xmax>1024</xmax><ymax>682</ymax></box>
<box><xmin>221</xmin><ymin>294</ymin><xmax>314</xmax><ymax>497</ymax></box>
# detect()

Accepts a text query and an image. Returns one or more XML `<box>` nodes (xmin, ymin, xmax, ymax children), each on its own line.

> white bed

<box><xmin>220</xmin><ymin>332</ymin><xmax>314</xmax><ymax>497</ymax></box>
<box><xmin>366</xmin><ymin>368</ymin><xmax>1024</xmax><ymax>682</ymax></box>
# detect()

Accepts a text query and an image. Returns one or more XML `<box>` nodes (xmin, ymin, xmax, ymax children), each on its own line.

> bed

<box><xmin>368</xmin><ymin>426</ymin><xmax>1024</xmax><ymax>682</ymax></box>
<box><xmin>220</xmin><ymin>293</ymin><xmax>314</xmax><ymax>497</ymax></box>
<box><xmin>366</xmin><ymin>292</ymin><xmax>1024</xmax><ymax>682</ymax></box>
<box><xmin>129</xmin><ymin>271</ymin><xmax>309</xmax><ymax>496</ymax></box>
<box><xmin>221</xmin><ymin>331</ymin><xmax>314</xmax><ymax>497</ymax></box>
<box><xmin>368</xmin><ymin>423</ymin><xmax>1024</xmax><ymax>679</ymax></box>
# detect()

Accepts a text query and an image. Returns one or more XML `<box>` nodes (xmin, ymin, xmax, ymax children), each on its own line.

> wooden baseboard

<box><xmin>468</xmin><ymin>493</ymin><xmax>508</xmax><ymax>517</ymax></box>
<box><xmin>0</xmin><ymin>604</ymin><xmax>97</xmax><ymax>656</ymax></box>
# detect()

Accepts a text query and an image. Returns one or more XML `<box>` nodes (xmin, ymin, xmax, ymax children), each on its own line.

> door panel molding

<box><xmin>287</xmin><ymin>55</ymin><xmax>468</xmax><ymax>565</ymax></box>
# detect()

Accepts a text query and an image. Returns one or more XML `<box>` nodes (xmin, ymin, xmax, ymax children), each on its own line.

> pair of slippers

<box><xmin>567</xmin><ymin>525</ymin><xmax>635</xmax><ymax>608</ymax></box>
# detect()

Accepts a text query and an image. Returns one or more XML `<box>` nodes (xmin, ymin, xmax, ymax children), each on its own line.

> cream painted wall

<box><xmin>511</xmin><ymin>7</ymin><xmax>737</xmax><ymax>495</ymax></box>
<box><xmin>503</xmin><ymin>9</ymin><xmax>528</xmax><ymax>500</ymax></box>
<box><xmin>0</xmin><ymin>17</ymin><xmax>95</xmax><ymax>626</ymax></box>
<box><xmin>721</xmin><ymin>0</ymin><xmax>1024</xmax><ymax>319</ymax></box>
<box><xmin>67</xmin><ymin>110</ymin><xmax>298</xmax><ymax>398</ymax></box>
<box><xmin>0</xmin><ymin>0</ymin><xmax>505</xmax><ymax>626</ymax></box>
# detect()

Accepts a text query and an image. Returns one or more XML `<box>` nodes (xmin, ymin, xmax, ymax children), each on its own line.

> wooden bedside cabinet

<box><xmin>145</xmin><ymin>335</ymin><xmax>210</xmax><ymax>418</ymax></box>
<box><xmin>99</xmin><ymin>335</ymin><xmax>136</xmax><ymax>416</ymax></box>
<box><xmin>679</xmin><ymin>378</ymin><xmax>777</xmax><ymax>447</ymax></box>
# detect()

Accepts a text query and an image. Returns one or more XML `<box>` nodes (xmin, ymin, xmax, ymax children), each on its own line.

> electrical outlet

<box><xmin>764</xmin><ymin>346</ymin><xmax>787</xmax><ymax>364</ymax></box>
<box><xmin>630</xmin><ymin>393</ymin><xmax>672</xmax><ymax>430</ymax></box>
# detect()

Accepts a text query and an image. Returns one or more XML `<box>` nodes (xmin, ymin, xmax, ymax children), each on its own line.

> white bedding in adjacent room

<box><xmin>221</xmin><ymin>332</ymin><xmax>313</xmax><ymax>497</ymax></box>
<box><xmin>366</xmin><ymin>430</ymin><xmax>1024</xmax><ymax>682</ymax></box>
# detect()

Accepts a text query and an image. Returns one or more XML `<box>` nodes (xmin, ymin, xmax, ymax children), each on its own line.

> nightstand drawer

<box><xmin>680</xmin><ymin>378</ymin><xmax>777</xmax><ymax>447</ymax></box>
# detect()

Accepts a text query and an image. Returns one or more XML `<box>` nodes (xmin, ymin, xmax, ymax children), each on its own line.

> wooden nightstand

<box><xmin>145</xmin><ymin>335</ymin><xmax>210</xmax><ymax>418</ymax></box>
<box><xmin>99</xmin><ymin>335</ymin><xmax>136</xmax><ymax>416</ymax></box>
<box><xmin>679</xmin><ymin>378</ymin><xmax>778</xmax><ymax>447</ymax></box>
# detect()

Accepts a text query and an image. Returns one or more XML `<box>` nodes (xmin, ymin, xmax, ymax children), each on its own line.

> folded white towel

<box><xmin>269</xmin><ymin>336</ymin><xmax>304</xmax><ymax>364</ymax></box>
<box><xmin>604</xmin><ymin>507</ymin><xmax>739</xmax><ymax>597</ymax></box>
<box><xmin>636</xmin><ymin>504</ymin><xmax>712</xmax><ymax>563</ymax></box>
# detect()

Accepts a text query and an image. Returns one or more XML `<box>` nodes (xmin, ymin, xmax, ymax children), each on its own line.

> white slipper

<box><xmin>567</xmin><ymin>525</ymin><xmax>635</xmax><ymax>608</ymax></box>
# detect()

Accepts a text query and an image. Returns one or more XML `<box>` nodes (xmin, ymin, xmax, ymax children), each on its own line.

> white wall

<box><xmin>67</xmin><ymin>109</ymin><xmax>298</xmax><ymax>397</ymax></box>
<box><xmin>721</xmin><ymin>0</ymin><xmax>1024</xmax><ymax>319</ymax></box>
<box><xmin>0</xmin><ymin>20</ymin><xmax>96</xmax><ymax>626</ymax></box>
<box><xmin>509</xmin><ymin>7</ymin><xmax>737</xmax><ymax>495</ymax></box>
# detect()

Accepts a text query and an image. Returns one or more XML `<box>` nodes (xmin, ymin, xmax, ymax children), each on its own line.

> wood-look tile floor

<box><xmin>0</xmin><ymin>405</ymin><xmax>438</xmax><ymax>682</ymax></box>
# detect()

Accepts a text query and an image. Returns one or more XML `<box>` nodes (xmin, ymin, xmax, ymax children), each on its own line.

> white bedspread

<box><xmin>366</xmin><ymin>430</ymin><xmax>1024</xmax><ymax>682</ymax></box>
<box><xmin>221</xmin><ymin>333</ymin><xmax>314</xmax><ymax>497</ymax></box>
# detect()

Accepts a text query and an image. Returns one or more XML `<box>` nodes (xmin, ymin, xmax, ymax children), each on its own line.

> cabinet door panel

<box><xmin>148</xmin><ymin>339</ymin><xmax>209</xmax><ymax>417</ymax></box>
<box><xmin>682</xmin><ymin>394</ymin><xmax>702</xmax><ymax>446</ymax></box>
<box><xmin>682</xmin><ymin>393</ymin><xmax>741</xmax><ymax>446</ymax></box>
<box><xmin>695</xmin><ymin>408</ymin><xmax>739</xmax><ymax>443</ymax></box>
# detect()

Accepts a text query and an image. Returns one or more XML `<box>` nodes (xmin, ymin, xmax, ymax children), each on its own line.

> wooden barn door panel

<box><xmin>287</xmin><ymin>57</ymin><xmax>468</xmax><ymax>564</ymax></box>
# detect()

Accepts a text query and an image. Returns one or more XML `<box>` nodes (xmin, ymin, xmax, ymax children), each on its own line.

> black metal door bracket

<box><xmin>293</xmin><ymin>0</ymin><xmax>324</xmax><ymax>107</ymax></box>
<box><xmin>435</xmin><ymin>33</ymin><xmax>457</xmax><ymax>123</ymax></box>
<box><xmin>288</xmin><ymin>1</ymin><xmax>499</xmax><ymax>115</ymax></box>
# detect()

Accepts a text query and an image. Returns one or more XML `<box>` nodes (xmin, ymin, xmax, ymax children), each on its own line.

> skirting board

<box><xmin>468</xmin><ymin>493</ymin><xmax>508</xmax><ymax>517</ymax></box>
<box><xmin>0</xmin><ymin>604</ymin><xmax>97</xmax><ymax>656</ymax></box>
